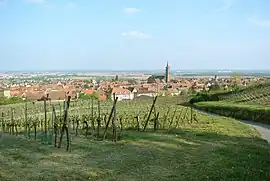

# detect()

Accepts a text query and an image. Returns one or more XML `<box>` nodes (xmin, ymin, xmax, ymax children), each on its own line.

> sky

<box><xmin>0</xmin><ymin>0</ymin><xmax>269</xmax><ymax>71</ymax></box>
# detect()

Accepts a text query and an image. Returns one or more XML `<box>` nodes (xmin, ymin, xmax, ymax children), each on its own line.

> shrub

<box><xmin>0</xmin><ymin>96</ymin><xmax>25</xmax><ymax>105</ymax></box>
<box><xmin>189</xmin><ymin>92</ymin><xmax>219</xmax><ymax>104</ymax></box>
<box><xmin>194</xmin><ymin>102</ymin><xmax>270</xmax><ymax>124</ymax></box>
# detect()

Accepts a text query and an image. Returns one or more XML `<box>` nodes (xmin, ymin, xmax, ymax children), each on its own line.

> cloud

<box><xmin>249</xmin><ymin>17</ymin><xmax>270</xmax><ymax>28</ymax></box>
<box><xmin>215</xmin><ymin>0</ymin><xmax>233</xmax><ymax>11</ymax></box>
<box><xmin>123</xmin><ymin>7</ymin><xmax>140</xmax><ymax>14</ymax></box>
<box><xmin>121</xmin><ymin>31</ymin><xmax>151</xmax><ymax>39</ymax></box>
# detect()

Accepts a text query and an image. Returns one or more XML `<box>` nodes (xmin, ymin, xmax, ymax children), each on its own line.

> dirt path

<box><xmin>196</xmin><ymin>109</ymin><xmax>270</xmax><ymax>143</ymax></box>
<box><xmin>238</xmin><ymin>120</ymin><xmax>270</xmax><ymax>143</ymax></box>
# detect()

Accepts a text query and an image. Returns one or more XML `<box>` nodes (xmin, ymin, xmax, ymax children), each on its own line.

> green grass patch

<box><xmin>194</xmin><ymin>101</ymin><xmax>270</xmax><ymax>124</ymax></box>
<box><xmin>1</xmin><ymin>114</ymin><xmax>270</xmax><ymax>181</ymax></box>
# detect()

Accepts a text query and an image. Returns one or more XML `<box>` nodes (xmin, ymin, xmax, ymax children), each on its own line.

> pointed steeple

<box><xmin>165</xmin><ymin>61</ymin><xmax>170</xmax><ymax>83</ymax></box>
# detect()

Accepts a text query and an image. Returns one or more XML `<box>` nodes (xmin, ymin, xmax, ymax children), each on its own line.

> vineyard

<box><xmin>0</xmin><ymin>95</ymin><xmax>198</xmax><ymax>151</ymax></box>
<box><xmin>1</xmin><ymin>95</ymin><xmax>270</xmax><ymax>181</ymax></box>
<box><xmin>192</xmin><ymin>83</ymin><xmax>270</xmax><ymax>124</ymax></box>
<box><xmin>218</xmin><ymin>83</ymin><xmax>270</xmax><ymax>105</ymax></box>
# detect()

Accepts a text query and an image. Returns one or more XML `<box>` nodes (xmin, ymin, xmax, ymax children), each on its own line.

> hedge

<box><xmin>189</xmin><ymin>92</ymin><xmax>219</xmax><ymax>104</ymax></box>
<box><xmin>194</xmin><ymin>101</ymin><xmax>270</xmax><ymax>124</ymax></box>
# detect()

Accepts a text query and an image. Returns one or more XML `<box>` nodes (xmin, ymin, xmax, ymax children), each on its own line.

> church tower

<box><xmin>165</xmin><ymin>61</ymin><xmax>170</xmax><ymax>83</ymax></box>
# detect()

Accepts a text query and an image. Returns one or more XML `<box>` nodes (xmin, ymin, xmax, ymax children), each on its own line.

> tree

<box><xmin>0</xmin><ymin>97</ymin><xmax>5</xmax><ymax>105</ymax></box>
<box><xmin>188</xmin><ymin>84</ymin><xmax>197</xmax><ymax>95</ymax></box>
<box><xmin>83</xmin><ymin>84</ymin><xmax>90</xmax><ymax>89</ymax></box>
<box><xmin>0</xmin><ymin>96</ymin><xmax>24</xmax><ymax>105</ymax></box>
<box><xmin>78</xmin><ymin>91</ymin><xmax>99</xmax><ymax>100</ymax></box>
<box><xmin>209</xmin><ymin>83</ymin><xmax>220</xmax><ymax>92</ymax></box>
<box><xmin>115</xmin><ymin>75</ymin><xmax>119</xmax><ymax>81</ymax></box>
<box><xmin>232</xmin><ymin>72</ymin><xmax>241</xmax><ymax>86</ymax></box>
<box><xmin>180</xmin><ymin>89</ymin><xmax>188</xmax><ymax>95</ymax></box>
<box><xmin>90</xmin><ymin>91</ymin><xmax>100</xmax><ymax>100</ymax></box>
<box><xmin>78</xmin><ymin>92</ymin><xmax>91</xmax><ymax>100</ymax></box>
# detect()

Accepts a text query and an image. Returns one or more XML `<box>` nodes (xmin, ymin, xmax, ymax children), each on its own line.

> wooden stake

<box><xmin>52</xmin><ymin>105</ymin><xmax>58</xmax><ymax>147</ymax></box>
<box><xmin>91</xmin><ymin>98</ymin><xmax>95</xmax><ymax>135</ymax></box>
<box><xmin>58</xmin><ymin>96</ymin><xmax>71</xmax><ymax>151</ymax></box>
<box><xmin>143</xmin><ymin>96</ymin><xmax>158</xmax><ymax>131</ymax></box>
<box><xmin>44</xmin><ymin>99</ymin><xmax>47</xmax><ymax>137</ymax></box>
<box><xmin>24</xmin><ymin>102</ymin><xmax>28</xmax><ymax>135</ymax></box>
<box><xmin>97</xmin><ymin>100</ymin><xmax>101</xmax><ymax>137</ymax></box>
<box><xmin>1</xmin><ymin>112</ymin><xmax>4</xmax><ymax>135</ymax></box>
<box><xmin>169</xmin><ymin>108</ymin><xmax>177</xmax><ymax>129</ymax></box>
<box><xmin>154</xmin><ymin>112</ymin><xmax>159</xmax><ymax>132</ymax></box>
<box><xmin>10</xmin><ymin>107</ymin><xmax>14</xmax><ymax>135</ymax></box>
<box><xmin>190</xmin><ymin>107</ymin><xmax>193</xmax><ymax>123</ymax></box>
<box><xmin>103</xmin><ymin>93</ymin><xmax>118</xmax><ymax>140</ymax></box>
<box><xmin>112</xmin><ymin>94</ymin><xmax>117</xmax><ymax>142</ymax></box>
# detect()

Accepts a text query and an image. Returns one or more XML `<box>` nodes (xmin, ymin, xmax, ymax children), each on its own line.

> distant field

<box><xmin>175</xmin><ymin>75</ymin><xmax>256</xmax><ymax>79</ymax></box>
<box><xmin>68</xmin><ymin>74</ymin><xmax>151</xmax><ymax>80</ymax></box>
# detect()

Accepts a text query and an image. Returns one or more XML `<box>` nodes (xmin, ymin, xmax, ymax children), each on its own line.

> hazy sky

<box><xmin>0</xmin><ymin>0</ymin><xmax>269</xmax><ymax>71</ymax></box>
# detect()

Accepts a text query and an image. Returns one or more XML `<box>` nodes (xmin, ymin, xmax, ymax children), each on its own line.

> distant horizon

<box><xmin>1</xmin><ymin>68</ymin><xmax>270</xmax><ymax>74</ymax></box>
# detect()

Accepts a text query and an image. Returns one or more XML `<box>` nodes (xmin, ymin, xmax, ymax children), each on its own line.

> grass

<box><xmin>194</xmin><ymin>101</ymin><xmax>270</xmax><ymax>123</ymax></box>
<box><xmin>1</xmin><ymin>113</ymin><xmax>270</xmax><ymax>181</ymax></box>
<box><xmin>191</xmin><ymin>83</ymin><xmax>270</xmax><ymax>123</ymax></box>
<box><xmin>195</xmin><ymin>101</ymin><xmax>270</xmax><ymax>111</ymax></box>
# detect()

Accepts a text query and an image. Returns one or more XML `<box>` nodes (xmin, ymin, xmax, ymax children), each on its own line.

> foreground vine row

<box><xmin>0</xmin><ymin>96</ymin><xmax>198</xmax><ymax>151</ymax></box>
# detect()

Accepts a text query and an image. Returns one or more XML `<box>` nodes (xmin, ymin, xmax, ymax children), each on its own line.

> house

<box><xmin>127</xmin><ymin>87</ymin><xmax>138</xmax><ymax>99</ymax></box>
<box><xmin>48</xmin><ymin>90</ymin><xmax>66</xmax><ymax>100</ymax></box>
<box><xmin>10</xmin><ymin>89</ymin><xmax>24</xmax><ymax>97</ymax></box>
<box><xmin>136</xmin><ymin>87</ymin><xmax>157</xmax><ymax>97</ymax></box>
<box><xmin>98</xmin><ymin>91</ymin><xmax>107</xmax><ymax>101</ymax></box>
<box><xmin>111</xmin><ymin>87</ymin><xmax>133</xmax><ymax>101</ymax></box>
<box><xmin>22</xmin><ymin>91</ymin><xmax>45</xmax><ymax>101</ymax></box>
<box><xmin>56</xmin><ymin>82</ymin><xmax>64</xmax><ymax>90</ymax></box>
<box><xmin>0</xmin><ymin>88</ymin><xmax>4</xmax><ymax>97</ymax></box>
<box><xmin>4</xmin><ymin>89</ymin><xmax>11</xmax><ymax>98</ymax></box>
<box><xmin>83</xmin><ymin>89</ymin><xmax>95</xmax><ymax>95</ymax></box>
<box><xmin>167</xmin><ymin>88</ymin><xmax>180</xmax><ymax>96</ymax></box>
<box><xmin>22</xmin><ymin>89</ymin><xmax>68</xmax><ymax>101</ymax></box>
<box><xmin>147</xmin><ymin>75</ymin><xmax>165</xmax><ymax>84</ymax></box>
<box><xmin>83</xmin><ymin>89</ymin><xmax>107</xmax><ymax>101</ymax></box>
<box><xmin>66</xmin><ymin>89</ymin><xmax>77</xmax><ymax>100</ymax></box>
<box><xmin>205</xmin><ymin>78</ymin><xmax>220</xmax><ymax>91</ymax></box>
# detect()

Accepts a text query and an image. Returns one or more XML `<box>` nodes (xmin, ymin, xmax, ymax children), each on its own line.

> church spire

<box><xmin>165</xmin><ymin>61</ymin><xmax>170</xmax><ymax>83</ymax></box>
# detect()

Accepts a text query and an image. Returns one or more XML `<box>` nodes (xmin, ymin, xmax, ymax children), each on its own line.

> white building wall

<box><xmin>137</xmin><ymin>93</ymin><xmax>157</xmax><ymax>97</ymax></box>
<box><xmin>111</xmin><ymin>93</ymin><xmax>134</xmax><ymax>101</ymax></box>
<box><xmin>4</xmin><ymin>90</ymin><xmax>11</xmax><ymax>98</ymax></box>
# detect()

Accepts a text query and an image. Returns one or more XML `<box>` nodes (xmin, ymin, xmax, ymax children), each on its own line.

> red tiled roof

<box><xmin>10</xmin><ymin>90</ymin><xmax>24</xmax><ymax>97</ymax></box>
<box><xmin>83</xmin><ymin>90</ymin><xmax>95</xmax><ymax>94</ymax></box>
<box><xmin>23</xmin><ymin>91</ymin><xmax>45</xmax><ymax>100</ymax></box>
<box><xmin>111</xmin><ymin>87</ymin><xmax>131</xmax><ymax>95</ymax></box>
<box><xmin>99</xmin><ymin>93</ymin><xmax>107</xmax><ymax>101</ymax></box>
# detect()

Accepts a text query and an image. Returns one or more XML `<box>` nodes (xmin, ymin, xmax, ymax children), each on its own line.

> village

<box><xmin>0</xmin><ymin>62</ymin><xmax>263</xmax><ymax>102</ymax></box>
